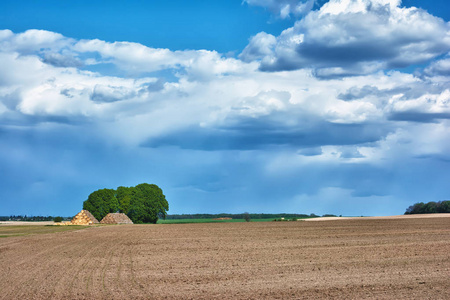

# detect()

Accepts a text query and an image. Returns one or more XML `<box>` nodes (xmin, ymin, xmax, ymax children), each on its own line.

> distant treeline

<box><xmin>0</xmin><ymin>215</ymin><xmax>71</xmax><ymax>221</ymax></box>
<box><xmin>165</xmin><ymin>213</ymin><xmax>323</xmax><ymax>220</ymax></box>
<box><xmin>405</xmin><ymin>201</ymin><xmax>450</xmax><ymax>214</ymax></box>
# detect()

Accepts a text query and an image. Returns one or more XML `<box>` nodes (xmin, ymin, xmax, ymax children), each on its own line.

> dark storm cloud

<box><xmin>90</xmin><ymin>84</ymin><xmax>136</xmax><ymax>103</ymax></box>
<box><xmin>142</xmin><ymin>116</ymin><xmax>389</xmax><ymax>151</ymax></box>
<box><xmin>338</xmin><ymin>85</ymin><xmax>385</xmax><ymax>101</ymax></box>
<box><xmin>297</xmin><ymin>147</ymin><xmax>322</xmax><ymax>156</ymax></box>
<box><xmin>339</xmin><ymin>147</ymin><xmax>365</xmax><ymax>159</ymax></box>
<box><xmin>141</xmin><ymin>78</ymin><xmax>166</xmax><ymax>93</ymax></box>
<box><xmin>41</xmin><ymin>52</ymin><xmax>83</xmax><ymax>68</ymax></box>
<box><xmin>338</xmin><ymin>81</ymin><xmax>449</xmax><ymax>101</ymax></box>
<box><xmin>0</xmin><ymin>109</ymin><xmax>92</xmax><ymax>127</ymax></box>
<box><xmin>388</xmin><ymin>111</ymin><xmax>450</xmax><ymax>123</ymax></box>
<box><xmin>337</xmin><ymin>85</ymin><xmax>428</xmax><ymax>101</ymax></box>
<box><xmin>299</xmin><ymin>41</ymin><xmax>396</xmax><ymax>65</ymax></box>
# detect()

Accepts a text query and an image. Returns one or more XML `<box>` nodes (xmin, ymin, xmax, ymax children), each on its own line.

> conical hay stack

<box><xmin>70</xmin><ymin>210</ymin><xmax>99</xmax><ymax>225</ymax></box>
<box><xmin>100</xmin><ymin>213</ymin><xmax>133</xmax><ymax>224</ymax></box>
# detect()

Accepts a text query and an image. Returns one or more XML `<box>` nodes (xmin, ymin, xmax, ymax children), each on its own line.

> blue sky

<box><xmin>1</xmin><ymin>0</ymin><xmax>449</xmax><ymax>217</ymax></box>
<box><xmin>0</xmin><ymin>0</ymin><xmax>294</xmax><ymax>52</ymax></box>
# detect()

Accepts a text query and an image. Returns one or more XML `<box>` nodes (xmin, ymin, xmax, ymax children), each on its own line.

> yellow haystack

<box><xmin>70</xmin><ymin>210</ymin><xmax>99</xmax><ymax>225</ymax></box>
<box><xmin>100</xmin><ymin>213</ymin><xmax>133</xmax><ymax>224</ymax></box>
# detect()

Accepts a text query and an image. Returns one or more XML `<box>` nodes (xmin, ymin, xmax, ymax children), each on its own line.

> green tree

<box><xmin>405</xmin><ymin>201</ymin><xmax>450</xmax><ymax>214</ymax></box>
<box><xmin>437</xmin><ymin>201</ymin><xmax>450</xmax><ymax>213</ymax></box>
<box><xmin>127</xmin><ymin>183</ymin><xmax>169</xmax><ymax>224</ymax></box>
<box><xmin>83</xmin><ymin>188</ymin><xmax>119</xmax><ymax>221</ymax></box>
<box><xmin>410</xmin><ymin>202</ymin><xmax>425</xmax><ymax>214</ymax></box>
<box><xmin>116</xmin><ymin>186</ymin><xmax>132</xmax><ymax>214</ymax></box>
<box><xmin>423</xmin><ymin>201</ymin><xmax>438</xmax><ymax>214</ymax></box>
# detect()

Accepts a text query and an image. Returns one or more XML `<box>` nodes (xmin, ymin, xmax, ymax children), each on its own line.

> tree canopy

<box><xmin>405</xmin><ymin>201</ymin><xmax>450</xmax><ymax>214</ymax></box>
<box><xmin>127</xmin><ymin>184</ymin><xmax>169</xmax><ymax>224</ymax></box>
<box><xmin>83</xmin><ymin>183</ymin><xmax>168</xmax><ymax>224</ymax></box>
<box><xmin>83</xmin><ymin>188</ymin><xmax>119</xmax><ymax>221</ymax></box>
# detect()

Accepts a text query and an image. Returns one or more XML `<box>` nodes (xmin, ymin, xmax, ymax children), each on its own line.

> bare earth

<box><xmin>304</xmin><ymin>214</ymin><xmax>450</xmax><ymax>221</ymax></box>
<box><xmin>1</xmin><ymin>215</ymin><xmax>449</xmax><ymax>299</ymax></box>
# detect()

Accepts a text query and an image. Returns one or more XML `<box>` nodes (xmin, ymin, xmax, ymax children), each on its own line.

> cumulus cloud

<box><xmin>1</xmin><ymin>28</ymin><xmax>450</xmax><ymax>215</ymax></box>
<box><xmin>239</xmin><ymin>32</ymin><xmax>277</xmax><ymax>62</ymax></box>
<box><xmin>73</xmin><ymin>39</ymin><xmax>186</xmax><ymax>73</ymax></box>
<box><xmin>71</xmin><ymin>39</ymin><xmax>247</xmax><ymax>79</ymax></box>
<box><xmin>423</xmin><ymin>54</ymin><xmax>450</xmax><ymax>77</ymax></box>
<box><xmin>1</xmin><ymin>29</ymin><xmax>444</xmax><ymax>147</ymax></box>
<box><xmin>241</xmin><ymin>0</ymin><xmax>450</xmax><ymax>75</ymax></box>
<box><xmin>387</xmin><ymin>89</ymin><xmax>450</xmax><ymax>122</ymax></box>
<box><xmin>0</xmin><ymin>29</ymin><xmax>71</xmax><ymax>53</ymax></box>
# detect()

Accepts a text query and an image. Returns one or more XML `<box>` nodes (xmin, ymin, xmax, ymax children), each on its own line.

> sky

<box><xmin>0</xmin><ymin>0</ymin><xmax>449</xmax><ymax>217</ymax></box>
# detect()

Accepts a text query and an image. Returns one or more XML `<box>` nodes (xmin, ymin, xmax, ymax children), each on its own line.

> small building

<box><xmin>100</xmin><ymin>213</ymin><xmax>133</xmax><ymax>224</ymax></box>
<box><xmin>70</xmin><ymin>210</ymin><xmax>99</xmax><ymax>225</ymax></box>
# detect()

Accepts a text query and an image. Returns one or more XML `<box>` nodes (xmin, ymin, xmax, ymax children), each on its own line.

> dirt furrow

<box><xmin>0</xmin><ymin>217</ymin><xmax>449</xmax><ymax>299</ymax></box>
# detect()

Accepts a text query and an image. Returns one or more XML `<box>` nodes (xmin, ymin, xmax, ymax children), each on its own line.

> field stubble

<box><xmin>0</xmin><ymin>217</ymin><xmax>449</xmax><ymax>299</ymax></box>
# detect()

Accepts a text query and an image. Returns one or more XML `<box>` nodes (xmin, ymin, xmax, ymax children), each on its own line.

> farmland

<box><xmin>0</xmin><ymin>215</ymin><xmax>449</xmax><ymax>299</ymax></box>
<box><xmin>0</xmin><ymin>224</ymin><xmax>85</xmax><ymax>238</ymax></box>
<box><xmin>157</xmin><ymin>218</ymin><xmax>282</xmax><ymax>224</ymax></box>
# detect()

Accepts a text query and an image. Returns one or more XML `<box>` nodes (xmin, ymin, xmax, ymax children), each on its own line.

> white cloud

<box><xmin>368</xmin><ymin>121</ymin><xmax>450</xmax><ymax>165</ymax></box>
<box><xmin>0</xmin><ymin>29</ymin><xmax>449</xmax><ymax>166</ymax></box>
<box><xmin>72</xmin><ymin>39</ymin><xmax>248</xmax><ymax>78</ymax></box>
<box><xmin>73</xmin><ymin>39</ymin><xmax>185</xmax><ymax>73</ymax></box>
<box><xmin>320</xmin><ymin>0</ymin><xmax>401</xmax><ymax>15</ymax></box>
<box><xmin>242</xmin><ymin>0</ymin><xmax>450</xmax><ymax>74</ymax></box>
<box><xmin>424</xmin><ymin>54</ymin><xmax>450</xmax><ymax>77</ymax></box>
<box><xmin>0</xmin><ymin>29</ymin><xmax>72</xmax><ymax>53</ymax></box>
<box><xmin>240</xmin><ymin>32</ymin><xmax>277</xmax><ymax>62</ymax></box>
<box><xmin>387</xmin><ymin>89</ymin><xmax>450</xmax><ymax>115</ymax></box>
<box><xmin>1</xmin><ymin>25</ymin><xmax>450</xmax><ymax>215</ymax></box>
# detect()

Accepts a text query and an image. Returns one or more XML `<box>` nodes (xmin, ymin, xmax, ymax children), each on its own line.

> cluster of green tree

<box><xmin>83</xmin><ymin>183</ymin><xmax>168</xmax><ymax>224</ymax></box>
<box><xmin>405</xmin><ymin>201</ymin><xmax>450</xmax><ymax>214</ymax></box>
<box><xmin>0</xmin><ymin>215</ymin><xmax>60</xmax><ymax>221</ymax></box>
<box><xmin>53</xmin><ymin>216</ymin><xmax>63</xmax><ymax>223</ymax></box>
<box><xmin>165</xmin><ymin>213</ymin><xmax>318</xmax><ymax>220</ymax></box>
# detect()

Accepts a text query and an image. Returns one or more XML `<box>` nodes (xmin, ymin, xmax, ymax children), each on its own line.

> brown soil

<box><xmin>0</xmin><ymin>217</ymin><xmax>449</xmax><ymax>299</ymax></box>
<box><xmin>304</xmin><ymin>213</ymin><xmax>450</xmax><ymax>221</ymax></box>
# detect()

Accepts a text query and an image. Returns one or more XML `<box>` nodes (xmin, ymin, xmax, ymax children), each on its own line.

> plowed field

<box><xmin>1</xmin><ymin>216</ymin><xmax>449</xmax><ymax>299</ymax></box>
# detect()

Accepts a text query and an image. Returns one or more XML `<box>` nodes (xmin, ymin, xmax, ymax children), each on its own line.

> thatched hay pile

<box><xmin>70</xmin><ymin>210</ymin><xmax>99</xmax><ymax>225</ymax></box>
<box><xmin>54</xmin><ymin>221</ymin><xmax>72</xmax><ymax>226</ymax></box>
<box><xmin>100</xmin><ymin>213</ymin><xmax>133</xmax><ymax>224</ymax></box>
